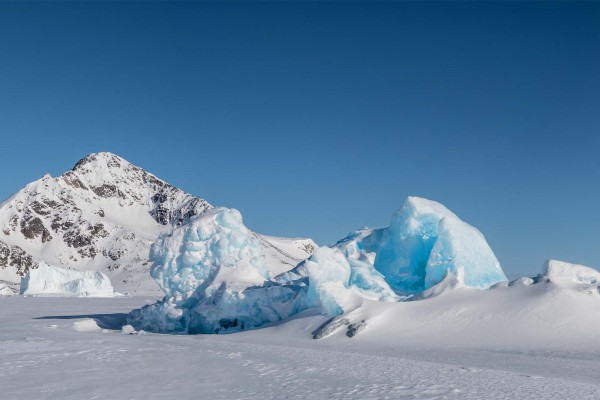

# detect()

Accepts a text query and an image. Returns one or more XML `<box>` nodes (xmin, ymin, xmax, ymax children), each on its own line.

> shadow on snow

<box><xmin>35</xmin><ymin>313</ymin><xmax>128</xmax><ymax>330</ymax></box>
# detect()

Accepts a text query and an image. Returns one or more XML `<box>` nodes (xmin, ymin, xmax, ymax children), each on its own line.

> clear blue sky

<box><xmin>0</xmin><ymin>2</ymin><xmax>599</xmax><ymax>278</ymax></box>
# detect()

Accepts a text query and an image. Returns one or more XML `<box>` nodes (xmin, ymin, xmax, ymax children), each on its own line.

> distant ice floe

<box><xmin>20</xmin><ymin>262</ymin><xmax>114</xmax><ymax>297</ymax></box>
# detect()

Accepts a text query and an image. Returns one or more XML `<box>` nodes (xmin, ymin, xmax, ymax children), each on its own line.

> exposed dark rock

<box><xmin>20</xmin><ymin>215</ymin><xmax>52</xmax><ymax>243</ymax></box>
<box><xmin>30</xmin><ymin>201</ymin><xmax>51</xmax><ymax>216</ymax></box>
<box><xmin>0</xmin><ymin>152</ymin><xmax>214</xmax><ymax>286</ymax></box>
<box><xmin>8</xmin><ymin>215</ymin><xmax>18</xmax><ymax>232</ymax></box>
<box><xmin>63</xmin><ymin>229</ymin><xmax>93</xmax><ymax>248</ymax></box>
<box><xmin>107</xmin><ymin>264</ymin><xmax>120</xmax><ymax>271</ymax></box>
<box><xmin>302</xmin><ymin>242</ymin><xmax>316</xmax><ymax>255</ymax></box>
<box><xmin>61</xmin><ymin>171</ymin><xmax>88</xmax><ymax>189</ymax></box>
<box><xmin>103</xmin><ymin>247</ymin><xmax>126</xmax><ymax>261</ymax></box>
<box><xmin>89</xmin><ymin>223</ymin><xmax>109</xmax><ymax>238</ymax></box>
<box><xmin>150</xmin><ymin>191</ymin><xmax>209</xmax><ymax>226</ymax></box>
<box><xmin>0</xmin><ymin>242</ymin><xmax>9</xmax><ymax>266</ymax></box>
<box><xmin>313</xmin><ymin>317</ymin><xmax>350</xmax><ymax>339</ymax></box>
<box><xmin>346</xmin><ymin>320</ymin><xmax>367</xmax><ymax>338</ymax></box>
<box><xmin>50</xmin><ymin>217</ymin><xmax>74</xmax><ymax>232</ymax></box>
<box><xmin>0</xmin><ymin>241</ymin><xmax>39</xmax><ymax>276</ymax></box>
<box><xmin>91</xmin><ymin>184</ymin><xmax>120</xmax><ymax>198</ymax></box>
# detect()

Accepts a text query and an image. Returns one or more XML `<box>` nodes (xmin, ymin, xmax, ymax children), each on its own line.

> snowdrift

<box><xmin>539</xmin><ymin>259</ymin><xmax>600</xmax><ymax>287</ymax></box>
<box><xmin>128</xmin><ymin>197</ymin><xmax>513</xmax><ymax>334</ymax></box>
<box><xmin>20</xmin><ymin>262</ymin><xmax>114</xmax><ymax>297</ymax></box>
<box><xmin>314</xmin><ymin>259</ymin><xmax>600</xmax><ymax>347</ymax></box>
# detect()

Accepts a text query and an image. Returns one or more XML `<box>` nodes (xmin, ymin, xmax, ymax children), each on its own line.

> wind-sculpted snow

<box><xmin>128</xmin><ymin>208</ymin><xmax>307</xmax><ymax>333</ymax></box>
<box><xmin>20</xmin><ymin>262</ymin><xmax>114</xmax><ymax>297</ymax></box>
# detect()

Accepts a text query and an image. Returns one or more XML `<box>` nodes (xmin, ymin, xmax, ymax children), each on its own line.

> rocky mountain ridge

<box><xmin>0</xmin><ymin>152</ymin><xmax>316</xmax><ymax>295</ymax></box>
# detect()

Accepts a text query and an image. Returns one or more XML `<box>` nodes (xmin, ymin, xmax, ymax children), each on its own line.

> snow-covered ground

<box><xmin>1</xmin><ymin>295</ymin><xmax>599</xmax><ymax>399</ymax></box>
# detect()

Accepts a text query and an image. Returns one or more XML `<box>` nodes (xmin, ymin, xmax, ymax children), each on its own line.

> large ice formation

<box><xmin>302</xmin><ymin>245</ymin><xmax>399</xmax><ymax>316</ymax></box>
<box><xmin>276</xmin><ymin>197</ymin><xmax>506</xmax><ymax>318</ymax></box>
<box><xmin>343</xmin><ymin>197</ymin><xmax>506</xmax><ymax>293</ymax></box>
<box><xmin>129</xmin><ymin>197</ymin><xmax>508</xmax><ymax>332</ymax></box>
<box><xmin>20</xmin><ymin>262</ymin><xmax>114</xmax><ymax>296</ymax></box>
<box><xmin>128</xmin><ymin>208</ymin><xmax>307</xmax><ymax>334</ymax></box>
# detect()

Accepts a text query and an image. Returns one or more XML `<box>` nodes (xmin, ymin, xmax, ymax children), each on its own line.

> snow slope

<box><xmin>0</xmin><ymin>152</ymin><xmax>316</xmax><ymax>295</ymax></box>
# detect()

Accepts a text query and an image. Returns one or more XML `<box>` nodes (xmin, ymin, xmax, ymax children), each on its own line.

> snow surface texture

<box><xmin>3</xmin><ymin>289</ymin><xmax>600</xmax><ymax>399</ymax></box>
<box><xmin>20</xmin><ymin>262</ymin><xmax>114</xmax><ymax>297</ymax></box>
<box><xmin>128</xmin><ymin>208</ymin><xmax>307</xmax><ymax>333</ymax></box>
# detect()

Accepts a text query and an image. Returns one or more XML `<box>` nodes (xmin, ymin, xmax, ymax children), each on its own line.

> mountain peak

<box><xmin>0</xmin><ymin>151</ymin><xmax>213</xmax><ymax>293</ymax></box>
<box><xmin>72</xmin><ymin>152</ymin><xmax>130</xmax><ymax>172</ymax></box>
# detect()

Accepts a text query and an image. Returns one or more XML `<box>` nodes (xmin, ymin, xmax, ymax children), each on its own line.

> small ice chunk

<box><xmin>121</xmin><ymin>325</ymin><xmax>136</xmax><ymax>335</ymax></box>
<box><xmin>508</xmin><ymin>277</ymin><xmax>534</xmax><ymax>287</ymax></box>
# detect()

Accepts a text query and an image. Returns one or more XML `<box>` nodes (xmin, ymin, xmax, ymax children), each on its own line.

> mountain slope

<box><xmin>0</xmin><ymin>152</ymin><xmax>316</xmax><ymax>295</ymax></box>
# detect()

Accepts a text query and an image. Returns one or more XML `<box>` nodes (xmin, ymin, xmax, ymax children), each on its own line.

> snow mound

<box><xmin>20</xmin><ymin>262</ymin><xmax>114</xmax><ymax>297</ymax></box>
<box><xmin>128</xmin><ymin>208</ymin><xmax>307</xmax><ymax>333</ymax></box>
<box><xmin>539</xmin><ymin>259</ymin><xmax>600</xmax><ymax>286</ymax></box>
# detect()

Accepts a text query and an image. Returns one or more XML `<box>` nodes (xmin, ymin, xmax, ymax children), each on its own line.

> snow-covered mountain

<box><xmin>0</xmin><ymin>152</ymin><xmax>316</xmax><ymax>295</ymax></box>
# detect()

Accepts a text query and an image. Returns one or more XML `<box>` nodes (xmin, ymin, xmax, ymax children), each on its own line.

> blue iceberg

<box><xmin>129</xmin><ymin>197</ymin><xmax>507</xmax><ymax>332</ymax></box>
<box><xmin>128</xmin><ymin>208</ymin><xmax>307</xmax><ymax>334</ymax></box>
